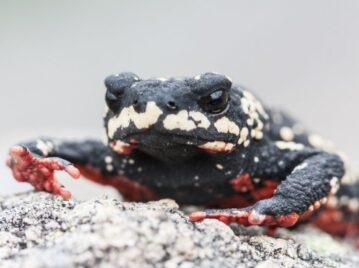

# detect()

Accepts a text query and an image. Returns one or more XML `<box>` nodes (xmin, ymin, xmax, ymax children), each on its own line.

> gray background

<box><xmin>1</xmin><ymin>0</ymin><xmax>358</xmax><ymax>199</ymax></box>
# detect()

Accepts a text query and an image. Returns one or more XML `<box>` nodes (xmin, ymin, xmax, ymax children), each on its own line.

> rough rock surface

<box><xmin>0</xmin><ymin>192</ymin><xmax>357</xmax><ymax>268</ymax></box>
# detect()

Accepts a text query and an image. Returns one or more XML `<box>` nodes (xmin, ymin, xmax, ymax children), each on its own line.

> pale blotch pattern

<box><xmin>216</xmin><ymin>164</ymin><xmax>224</xmax><ymax>170</ymax></box>
<box><xmin>198</xmin><ymin>141</ymin><xmax>235</xmax><ymax>152</ymax></box>
<box><xmin>330</xmin><ymin>177</ymin><xmax>340</xmax><ymax>194</ymax></box>
<box><xmin>241</xmin><ymin>91</ymin><xmax>268</xmax><ymax>141</ymax></box>
<box><xmin>107</xmin><ymin>101</ymin><xmax>163</xmax><ymax>138</ymax></box>
<box><xmin>280</xmin><ymin>126</ymin><xmax>295</xmax><ymax>141</ymax></box>
<box><xmin>163</xmin><ymin>110</ymin><xmax>210</xmax><ymax>131</ymax></box>
<box><xmin>292</xmin><ymin>162</ymin><xmax>308</xmax><ymax>173</ymax></box>
<box><xmin>214</xmin><ymin>117</ymin><xmax>240</xmax><ymax>136</ymax></box>
<box><xmin>189</xmin><ymin>111</ymin><xmax>211</xmax><ymax>128</ymax></box>
<box><xmin>238</xmin><ymin>127</ymin><xmax>249</xmax><ymax>146</ymax></box>
<box><xmin>106</xmin><ymin>164</ymin><xmax>114</xmax><ymax>172</ymax></box>
<box><xmin>104</xmin><ymin>156</ymin><xmax>113</xmax><ymax>164</ymax></box>
<box><xmin>275</xmin><ymin>141</ymin><xmax>304</xmax><ymax>151</ymax></box>
<box><xmin>36</xmin><ymin>140</ymin><xmax>54</xmax><ymax>156</ymax></box>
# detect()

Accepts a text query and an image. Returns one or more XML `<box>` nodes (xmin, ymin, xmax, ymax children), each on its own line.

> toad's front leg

<box><xmin>7</xmin><ymin>138</ymin><xmax>156</xmax><ymax>201</ymax></box>
<box><xmin>7</xmin><ymin>138</ymin><xmax>124</xmax><ymax>200</ymax></box>
<box><xmin>190</xmin><ymin>144</ymin><xmax>345</xmax><ymax>227</ymax></box>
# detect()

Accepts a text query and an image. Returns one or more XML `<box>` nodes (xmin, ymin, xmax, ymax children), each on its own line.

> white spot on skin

<box><xmin>106</xmin><ymin>164</ymin><xmax>114</xmax><ymax>172</ymax></box>
<box><xmin>253</xmin><ymin>178</ymin><xmax>261</xmax><ymax>184</ymax></box>
<box><xmin>216</xmin><ymin>164</ymin><xmax>224</xmax><ymax>170</ymax></box>
<box><xmin>330</xmin><ymin>177</ymin><xmax>338</xmax><ymax>187</ymax></box>
<box><xmin>163</xmin><ymin>110</ymin><xmax>210</xmax><ymax>131</ymax></box>
<box><xmin>275</xmin><ymin>141</ymin><xmax>304</xmax><ymax>151</ymax></box>
<box><xmin>130</xmin><ymin>82</ymin><xmax>138</xmax><ymax>88</ymax></box>
<box><xmin>280</xmin><ymin>127</ymin><xmax>295</xmax><ymax>141</ymax></box>
<box><xmin>198</xmin><ymin>141</ymin><xmax>235</xmax><ymax>152</ymax></box>
<box><xmin>238</xmin><ymin>128</ymin><xmax>249</xmax><ymax>145</ymax></box>
<box><xmin>254</xmin><ymin>157</ymin><xmax>259</xmax><ymax>163</ymax></box>
<box><xmin>194</xmin><ymin>175</ymin><xmax>199</xmax><ymax>180</ymax></box>
<box><xmin>330</xmin><ymin>177</ymin><xmax>340</xmax><ymax>194</ymax></box>
<box><xmin>128</xmin><ymin>159</ymin><xmax>135</xmax><ymax>165</ymax></box>
<box><xmin>292</xmin><ymin>162</ymin><xmax>308</xmax><ymax>173</ymax></box>
<box><xmin>104</xmin><ymin>156</ymin><xmax>113</xmax><ymax>164</ymax></box>
<box><xmin>137</xmin><ymin>167</ymin><xmax>143</xmax><ymax>172</ymax></box>
<box><xmin>214</xmin><ymin>117</ymin><xmax>240</xmax><ymax>136</ymax></box>
<box><xmin>36</xmin><ymin>140</ymin><xmax>54</xmax><ymax>156</ymax></box>
<box><xmin>251</xmin><ymin>129</ymin><xmax>263</xmax><ymax>140</ymax></box>
<box><xmin>107</xmin><ymin>101</ymin><xmax>163</xmax><ymax>138</ymax></box>
<box><xmin>243</xmin><ymin>140</ymin><xmax>250</xmax><ymax>147</ymax></box>
<box><xmin>246</xmin><ymin>118</ymin><xmax>254</xmax><ymax>126</ymax></box>
<box><xmin>194</xmin><ymin>75</ymin><xmax>201</xmax><ymax>80</ymax></box>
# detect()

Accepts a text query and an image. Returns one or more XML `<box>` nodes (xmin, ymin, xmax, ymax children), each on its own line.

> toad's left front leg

<box><xmin>191</xmin><ymin>149</ymin><xmax>345</xmax><ymax>227</ymax></box>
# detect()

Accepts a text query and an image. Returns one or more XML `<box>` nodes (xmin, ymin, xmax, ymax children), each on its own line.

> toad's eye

<box><xmin>199</xmin><ymin>89</ymin><xmax>229</xmax><ymax>114</ymax></box>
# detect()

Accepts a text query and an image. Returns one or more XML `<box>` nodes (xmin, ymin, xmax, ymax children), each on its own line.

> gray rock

<box><xmin>0</xmin><ymin>191</ymin><xmax>357</xmax><ymax>268</ymax></box>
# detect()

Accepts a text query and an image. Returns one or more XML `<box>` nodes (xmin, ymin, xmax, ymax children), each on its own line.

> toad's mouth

<box><xmin>110</xmin><ymin>131</ymin><xmax>237</xmax><ymax>154</ymax></box>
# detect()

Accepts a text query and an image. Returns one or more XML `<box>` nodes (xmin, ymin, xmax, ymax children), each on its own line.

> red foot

<box><xmin>189</xmin><ymin>209</ymin><xmax>299</xmax><ymax>228</ymax></box>
<box><xmin>7</xmin><ymin>146</ymin><xmax>80</xmax><ymax>200</ymax></box>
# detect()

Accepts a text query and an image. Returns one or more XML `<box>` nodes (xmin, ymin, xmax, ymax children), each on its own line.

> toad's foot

<box><xmin>190</xmin><ymin>199</ymin><xmax>300</xmax><ymax>228</ymax></box>
<box><xmin>7</xmin><ymin>146</ymin><xmax>80</xmax><ymax>200</ymax></box>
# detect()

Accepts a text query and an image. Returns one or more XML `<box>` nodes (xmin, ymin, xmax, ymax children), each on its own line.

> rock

<box><xmin>0</xmin><ymin>191</ymin><xmax>357</xmax><ymax>268</ymax></box>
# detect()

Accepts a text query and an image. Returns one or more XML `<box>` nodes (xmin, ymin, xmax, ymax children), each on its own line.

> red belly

<box><xmin>76</xmin><ymin>165</ymin><xmax>158</xmax><ymax>202</ymax></box>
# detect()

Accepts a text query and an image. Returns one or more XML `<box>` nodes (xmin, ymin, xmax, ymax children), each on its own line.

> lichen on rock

<box><xmin>0</xmin><ymin>192</ymin><xmax>357</xmax><ymax>268</ymax></box>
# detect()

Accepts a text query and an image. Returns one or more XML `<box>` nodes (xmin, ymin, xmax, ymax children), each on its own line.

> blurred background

<box><xmin>1</xmin><ymin>0</ymin><xmax>358</xmax><ymax>199</ymax></box>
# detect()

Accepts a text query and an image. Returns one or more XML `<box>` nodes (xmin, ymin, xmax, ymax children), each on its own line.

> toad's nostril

<box><xmin>133</xmin><ymin>99</ymin><xmax>144</xmax><ymax>112</ymax></box>
<box><xmin>167</xmin><ymin>101</ymin><xmax>177</xmax><ymax>110</ymax></box>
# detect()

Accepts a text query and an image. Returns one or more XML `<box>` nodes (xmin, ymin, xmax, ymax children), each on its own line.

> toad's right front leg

<box><xmin>7</xmin><ymin>138</ymin><xmax>156</xmax><ymax>201</ymax></box>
